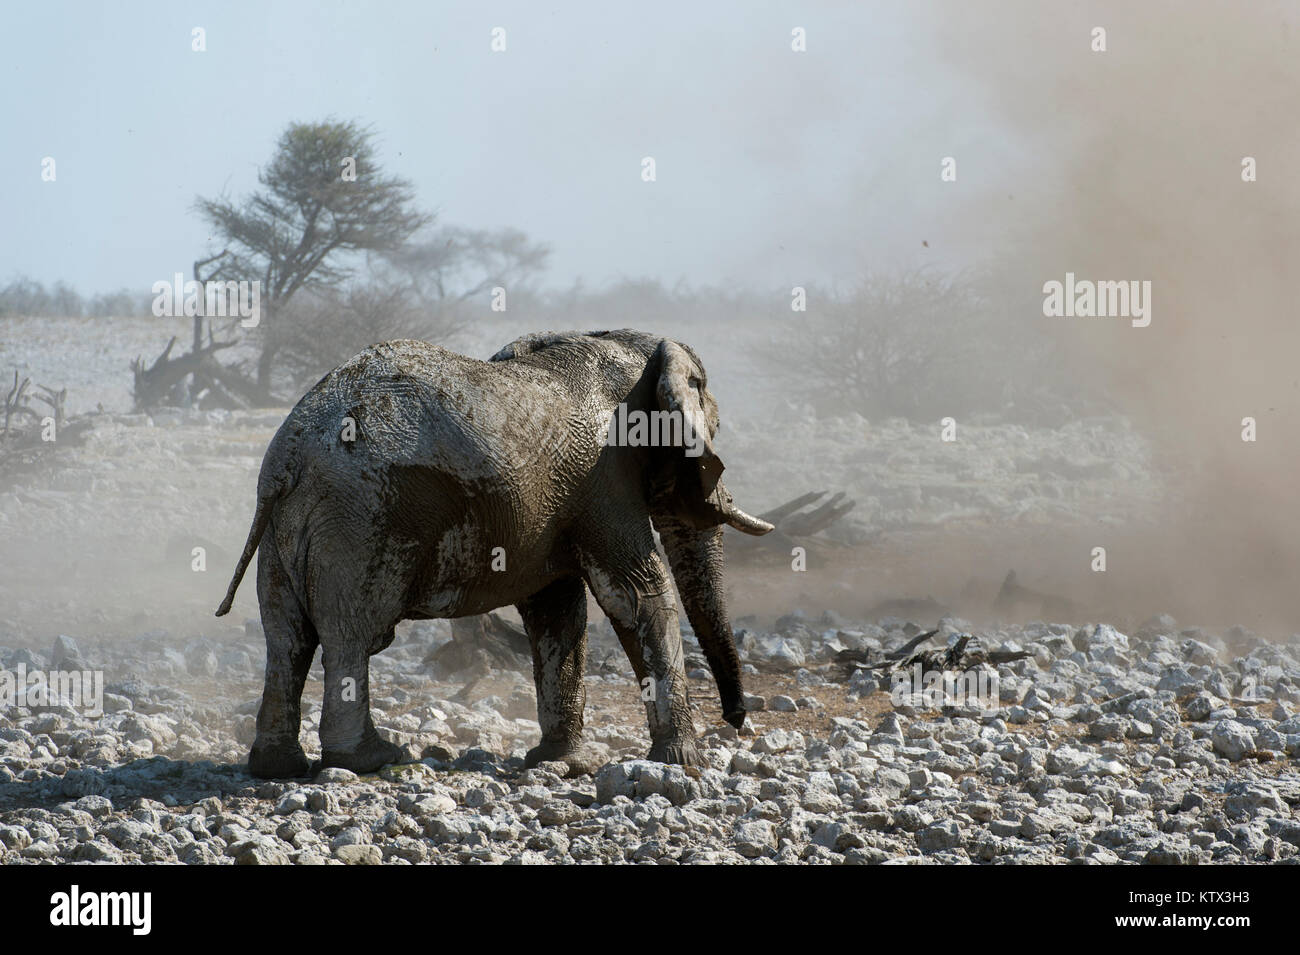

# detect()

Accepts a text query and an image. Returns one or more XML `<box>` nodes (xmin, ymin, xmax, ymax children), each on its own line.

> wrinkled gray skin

<box><xmin>216</xmin><ymin>330</ymin><xmax>773</xmax><ymax>778</ymax></box>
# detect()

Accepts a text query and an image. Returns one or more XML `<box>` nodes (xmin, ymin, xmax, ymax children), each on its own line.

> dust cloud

<box><xmin>3</xmin><ymin>3</ymin><xmax>1297</xmax><ymax>645</ymax></box>
<box><xmin>887</xmin><ymin>0</ymin><xmax>1300</xmax><ymax>631</ymax></box>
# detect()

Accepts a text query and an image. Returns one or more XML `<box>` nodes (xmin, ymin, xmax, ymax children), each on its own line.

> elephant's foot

<box><xmin>524</xmin><ymin>737</ymin><xmax>604</xmax><ymax>777</ymax></box>
<box><xmin>647</xmin><ymin>736</ymin><xmax>702</xmax><ymax>767</ymax></box>
<box><xmin>319</xmin><ymin>730</ymin><xmax>403</xmax><ymax>775</ymax></box>
<box><xmin>248</xmin><ymin>738</ymin><xmax>311</xmax><ymax>779</ymax></box>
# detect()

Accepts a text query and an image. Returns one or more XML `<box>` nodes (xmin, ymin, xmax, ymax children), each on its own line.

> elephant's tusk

<box><xmin>723</xmin><ymin>503</ymin><xmax>775</xmax><ymax>536</ymax></box>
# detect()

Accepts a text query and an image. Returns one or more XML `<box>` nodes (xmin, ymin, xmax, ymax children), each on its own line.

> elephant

<box><xmin>215</xmin><ymin>329</ymin><xmax>773</xmax><ymax>778</ymax></box>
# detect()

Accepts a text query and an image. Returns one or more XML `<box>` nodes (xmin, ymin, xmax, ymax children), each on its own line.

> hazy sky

<box><xmin>1</xmin><ymin>1</ymin><xmax>1035</xmax><ymax>295</ymax></box>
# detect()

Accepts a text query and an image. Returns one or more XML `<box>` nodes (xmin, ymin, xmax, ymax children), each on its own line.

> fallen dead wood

<box><xmin>424</xmin><ymin>612</ymin><xmax>532</xmax><ymax>679</ymax></box>
<box><xmin>0</xmin><ymin>368</ymin><xmax>91</xmax><ymax>484</ymax></box>
<box><xmin>834</xmin><ymin>630</ymin><xmax>1032</xmax><ymax>682</ymax></box>
<box><xmin>130</xmin><ymin>254</ymin><xmax>279</xmax><ymax>410</ymax></box>
<box><xmin>725</xmin><ymin>489</ymin><xmax>857</xmax><ymax>564</ymax></box>
<box><xmin>2</xmin><ymin>369</ymin><xmax>67</xmax><ymax>437</ymax></box>
<box><xmin>130</xmin><ymin>328</ymin><xmax>259</xmax><ymax>410</ymax></box>
<box><xmin>834</xmin><ymin>628</ymin><xmax>939</xmax><ymax>678</ymax></box>
<box><xmin>764</xmin><ymin>490</ymin><xmax>857</xmax><ymax>537</ymax></box>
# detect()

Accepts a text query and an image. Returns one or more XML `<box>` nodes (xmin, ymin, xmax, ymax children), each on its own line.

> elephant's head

<box><xmin>643</xmin><ymin>338</ymin><xmax>772</xmax><ymax>537</ymax></box>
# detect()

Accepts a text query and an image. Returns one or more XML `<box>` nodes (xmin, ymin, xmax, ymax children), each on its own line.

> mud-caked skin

<box><xmin>216</xmin><ymin>329</ymin><xmax>773</xmax><ymax>778</ymax></box>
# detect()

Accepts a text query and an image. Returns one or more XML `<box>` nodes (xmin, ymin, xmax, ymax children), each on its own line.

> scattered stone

<box><xmin>335</xmin><ymin>844</ymin><xmax>382</xmax><ymax>865</ymax></box>
<box><xmin>315</xmin><ymin>767</ymin><xmax>360</xmax><ymax>784</ymax></box>
<box><xmin>0</xmin><ymin>601</ymin><xmax>1293</xmax><ymax>866</ymax></box>
<box><xmin>1211</xmin><ymin>721</ymin><xmax>1256</xmax><ymax>762</ymax></box>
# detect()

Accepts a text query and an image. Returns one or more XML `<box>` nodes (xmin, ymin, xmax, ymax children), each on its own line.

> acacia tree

<box><xmin>195</xmin><ymin>120</ymin><xmax>430</xmax><ymax>399</ymax></box>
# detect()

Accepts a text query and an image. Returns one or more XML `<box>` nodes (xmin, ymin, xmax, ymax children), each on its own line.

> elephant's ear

<box><xmin>654</xmin><ymin>340</ymin><xmax>727</xmax><ymax>526</ymax></box>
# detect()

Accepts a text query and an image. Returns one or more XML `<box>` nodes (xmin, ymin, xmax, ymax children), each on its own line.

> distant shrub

<box><xmin>756</xmin><ymin>268</ymin><xmax>1106</xmax><ymax>425</ymax></box>
<box><xmin>0</xmin><ymin>275</ymin><xmax>150</xmax><ymax>318</ymax></box>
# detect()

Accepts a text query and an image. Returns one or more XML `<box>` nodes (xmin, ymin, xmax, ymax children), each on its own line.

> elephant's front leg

<box><xmin>584</xmin><ymin>552</ymin><xmax>700</xmax><ymax>766</ymax></box>
<box><xmin>517</xmin><ymin>576</ymin><xmax>603</xmax><ymax>773</ymax></box>
<box><xmin>318</xmin><ymin>623</ymin><xmax>403</xmax><ymax>774</ymax></box>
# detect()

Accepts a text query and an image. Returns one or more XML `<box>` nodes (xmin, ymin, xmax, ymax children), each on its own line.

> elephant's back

<box><xmin>283</xmin><ymin>338</ymin><xmax>585</xmax><ymax>491</ymax></box>
<box><xmin>323</xmin><ymin>339</ymin><xmax>471</xmax><ymax>398</ymax></box>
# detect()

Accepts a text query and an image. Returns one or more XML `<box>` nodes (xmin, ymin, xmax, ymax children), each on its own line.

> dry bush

<box><xmin>760</xmin><ymin>268</ymin><xmax>1100</xmax><ymax>425</ymax></box>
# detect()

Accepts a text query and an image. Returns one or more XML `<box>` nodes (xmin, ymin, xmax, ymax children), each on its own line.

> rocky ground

<box><xmin>1</xmin><ymin>614</ymin><xmax>1298</xmax><ymax>865</ymax></box>
<box><xmin>0</xmin><ymin>318</ymin><xmax>1291</xmax><ymax>865</ymax></box>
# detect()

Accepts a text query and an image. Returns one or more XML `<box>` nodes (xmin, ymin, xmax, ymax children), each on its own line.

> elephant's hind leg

<box><xmin>249</xmin><ymin>540</ymin><xmax>317</xmax><ymax>779</ymax></box>
<box><xmin>316</xmin><ymin>614</ymin><xmax>403</xmax><ymax>775</ymax></box>
<box><xmin>517</xmin><ymin>577</ymin><xmax>598</xmax><ymax>772</ymax></box>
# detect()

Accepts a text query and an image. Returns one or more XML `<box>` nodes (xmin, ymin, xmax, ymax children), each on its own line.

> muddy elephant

<box><xmin>216</xmin><ymin>329</ymin><xmax>772</xmax><ymax>777</ymax></box>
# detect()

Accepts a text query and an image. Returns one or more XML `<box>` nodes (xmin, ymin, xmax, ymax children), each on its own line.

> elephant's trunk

<box><xmin>655</xmin><ymin>520</ymin><xmax>748</xmax><ymax>729</ymax></box>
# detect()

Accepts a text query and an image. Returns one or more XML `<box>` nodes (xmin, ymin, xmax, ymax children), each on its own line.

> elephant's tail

<box><xmin>215</xmin><ymin>472</ymin><xmax>288</xmax><ymax>617</ymax></box>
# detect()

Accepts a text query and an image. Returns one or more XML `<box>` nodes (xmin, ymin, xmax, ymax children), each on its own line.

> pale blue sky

<box><xmin>1</xmin><ymin>1</ymin><xmax>1036</xmax><ymax>294</ymax></box>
